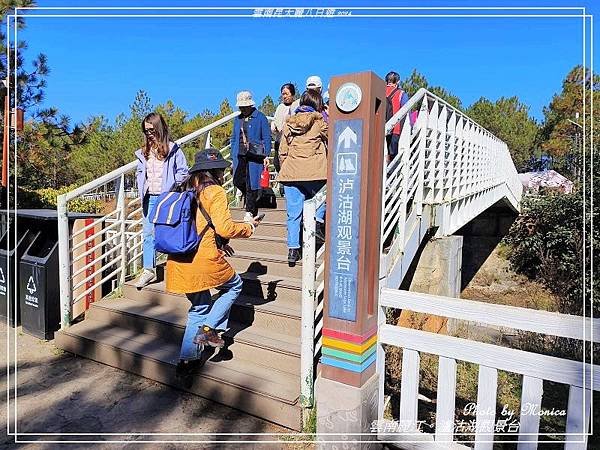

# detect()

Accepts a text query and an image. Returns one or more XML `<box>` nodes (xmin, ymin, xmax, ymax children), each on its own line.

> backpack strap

<box><xmin>197</xmin><ymin>200</ymin><xmax>214</xmax><ymax>230</ymax></box>
<box><xmin>197</xmin><ymin>199</ymin><xmax>229</xmax><ymax>249</ymax></box>
<box><xmin>386</xmin><ymin>87</ymin><xmax>400</xmax><ymax>100</ymax></box>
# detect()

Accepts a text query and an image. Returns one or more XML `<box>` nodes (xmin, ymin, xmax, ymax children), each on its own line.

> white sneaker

<box><xmin>243</xmin><ymin>212</ymin><xmax>254</xmax><ymax>223</ymax></box>
<box><xmin>135</xmin><ymin>269</ymin><xmax>157</xmax><ymax>289</ymax></box>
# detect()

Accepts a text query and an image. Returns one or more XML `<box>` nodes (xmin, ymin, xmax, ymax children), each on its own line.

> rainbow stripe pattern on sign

<box><xmin>320</xmin><ymin>327</ymin><xmax>377</xmax><ymax>373</ymax></box>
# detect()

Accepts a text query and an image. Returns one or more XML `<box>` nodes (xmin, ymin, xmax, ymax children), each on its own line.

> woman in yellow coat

<box><xmin>166</xmin><ymin>148</ymin><xmax>260</xmax><ymax>368</ymax></box>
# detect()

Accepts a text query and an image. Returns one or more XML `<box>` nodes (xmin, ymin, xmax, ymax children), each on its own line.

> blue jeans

<box><xmin>179</xmin><ymin>273</ymin><xmax>243</xmax><ymax>361</ymax></box>
<box><xmin>142</xmin><ymin>194</ymin><xmax>159</xmax><ymax>269</ymax></box>
<box><xmin>283</xmin><ymin>181</ymin><xmax>326</xmax><ymax>249</ymax></box>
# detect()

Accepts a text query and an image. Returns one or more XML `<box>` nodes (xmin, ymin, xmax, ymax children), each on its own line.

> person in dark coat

<box><xmin>230</xmin><ymin>91</ymin><xmax>272</xmax><ymax>223</ymax></box>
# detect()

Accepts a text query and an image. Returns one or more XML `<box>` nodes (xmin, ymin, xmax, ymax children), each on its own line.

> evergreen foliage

<box><xmin>467</xmin><ymin>96</ymin><xmax>539</xmax><ymax>170</ymax></box>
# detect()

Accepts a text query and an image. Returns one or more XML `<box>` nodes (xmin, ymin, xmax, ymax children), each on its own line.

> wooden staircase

<box><xmin>55</xmin><ymin>198</ymin><xmax>306</xmax><ymax>430</ymax></box>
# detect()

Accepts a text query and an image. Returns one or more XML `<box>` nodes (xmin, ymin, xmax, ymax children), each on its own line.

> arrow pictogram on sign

<box><xmin>338</xmin><ymin>126</ymin><xmax>357</xmax><ymax>149</ymax></box>
<box><xmin>0</xmin><ymin>268</ymin><xmax>5</xmax><ymax>284</ymax></box>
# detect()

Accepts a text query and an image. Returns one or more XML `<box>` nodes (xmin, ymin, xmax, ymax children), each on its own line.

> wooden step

<box><xmin>87</xmin><ymin>297</ymin><xmax>300</xmax><ymax>375</ymax></box>
<box><xmin>134</xmin><ymin>268</ymin><xmax>303</xmax><ymax>304</ymax></box>
<box><xmin>228</xmin><ymin>250</ymin><xmax>301</xmax><ymax>279</ymax></box>
<box><xmin>231</xmin><ymin>234</ymin><xmax>289</xmax><ymax>256</ymax></box>
<box><xmin>55</xmin><ymin>320</ymin><xmax>302</xmax><ymax>430</ymax></box>
<box><xmin>123</xmin><ymin>279</ymin><xmax>302</xmax><ymax>332</ymax></box>
<box><xmin>247</xmin><ymin>220</ymin><xmax>287</xmax><ymax>238</ymax></box>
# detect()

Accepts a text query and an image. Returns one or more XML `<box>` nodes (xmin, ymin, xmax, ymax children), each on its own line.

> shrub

<box><xmin>19</xmin><ymin>185</ymin><xmax>103</xmax><ymax>214</ymax></box>
<box><xmin>503</xmin><ymin>192</ymin><xmax>598</xmax><ymax>318</ymax></box>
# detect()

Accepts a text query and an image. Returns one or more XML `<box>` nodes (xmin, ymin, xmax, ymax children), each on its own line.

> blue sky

<box><xmin>15</xmin><ymin>1</ymin><xmax>598</xmax><ymax>126</ymax></box>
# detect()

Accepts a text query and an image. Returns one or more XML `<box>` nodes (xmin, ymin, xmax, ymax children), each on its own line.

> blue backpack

<box><xmin>149</xmin><ymin>190</ymin><xmax>200</xmax><ymax>255</ymax></box>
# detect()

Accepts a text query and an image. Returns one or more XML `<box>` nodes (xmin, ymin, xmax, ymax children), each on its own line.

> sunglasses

<box><xmin>143</xmin><ymin>128</ymin><xmax>156</xmax><ymax>135</ymax></box>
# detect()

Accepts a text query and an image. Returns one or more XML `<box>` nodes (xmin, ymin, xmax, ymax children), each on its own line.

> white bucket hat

<box><xmin>306</xmin><ymin>75</ymin><xmax>322</xmax><ymax>89</ymax></box>
<box><xmin>236</xmin><ymin>91</ymin><xmax>255</xmax><ymax>107</ymax></box>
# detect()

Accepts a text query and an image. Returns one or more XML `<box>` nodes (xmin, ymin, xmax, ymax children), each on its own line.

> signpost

<box><xmin>317</xmin><ymin>72</ymin><xmax>386</xmax><ymax>447</ymax></box>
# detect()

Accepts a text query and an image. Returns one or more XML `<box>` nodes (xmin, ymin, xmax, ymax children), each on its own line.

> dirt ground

<box><xmin>461</xmin><ymin>245</ymin><xmax>559</xmax><ymax>312</ymax></box>
<box><xmin>0</xmin><ymin>322</ymin><xmax>315</xmax><ymax>449</ymax></box>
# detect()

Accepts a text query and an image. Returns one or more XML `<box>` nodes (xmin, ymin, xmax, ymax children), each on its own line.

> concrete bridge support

<box><xmin>399</xmin><ymin>235</ymin><xmax>463</xmax><ymax>333</ymax></box>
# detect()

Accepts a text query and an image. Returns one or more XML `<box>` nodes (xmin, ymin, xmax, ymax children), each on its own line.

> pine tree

<box><xmin>539</xmin><ymin>66</ymin><xmax>600</xmax><ymax>179</ymax></box>
<box><xmin>259</xmin><ymin>95</ymin><xmax>276</xmax><ymax>117</ymax></box>
<box><xmin>210</xmin><ymin>99</ymin><xmax>234</xmax><ymax>149</ymax></box>
<box><xmin>467</xmin><ymin>96</ymin><xmax>539</xmax><ymax>170</ymax></box>
<box><xmin>0</xmin><ymin>0</ymin><xmax>49</xmax><ymax>110</ymax></box>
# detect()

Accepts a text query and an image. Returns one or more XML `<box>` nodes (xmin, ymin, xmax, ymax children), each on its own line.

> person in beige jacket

<box><xmin>277</xmin><ymin>89</ymin><xmax>327</xmax><ymax>266</ymax></box>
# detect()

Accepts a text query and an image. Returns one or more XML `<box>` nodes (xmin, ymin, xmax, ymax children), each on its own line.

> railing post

<box><xmin>300</xmin><ymin>198</ymin><xmax>317</xmax><ymax>408</ymax></box>
<box><xmin>414</xmin><ymin>98</ymin><xmax>428</xmax><ymax>217</ymax></box>
<box><xmin>117</xmin><ymin>174</ymin><xmax>128</xmax><ymax>286</ymax></box>
<box><xmin>57</xmin><ymin>194</ymin><xmax>72</xmax><ymax>329</ymax></box>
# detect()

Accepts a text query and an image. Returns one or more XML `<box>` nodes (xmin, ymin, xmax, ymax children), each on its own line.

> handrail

<box><xmin>377</xmin><ymin>289</ymin><xmax>598</xmax><ymax>445</ymax></box>
<box><xmin>300</xmin><ymin>185</ymin><xmax>327</xmax><ymax>408</ymax></box>
<box><xmin>385</xmin><ymin>87</ymin><xmax>504</xmax><ymax>145</ymax></box>
<box><xmin>57</xmin><ymin>112</ymin><xmax>244</xmax><ymax>329</ymax></box>
<box><xmin>61</xmin><ymin>111</ymin><xmax>242</xmax><ymax>203</ymax></box>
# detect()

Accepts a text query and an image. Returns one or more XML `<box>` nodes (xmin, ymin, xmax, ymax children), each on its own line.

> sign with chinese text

<box><xmin>328</xmin><ymin>119</ymin><xmax>363</xmax><ymax>321</ymax></box>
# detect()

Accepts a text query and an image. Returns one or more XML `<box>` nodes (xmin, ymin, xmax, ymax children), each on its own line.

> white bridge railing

<box><xmin>376</xmin><ymin>290</ymin><xmax>599</xmax><ymax>448</ymax></box>
<box><xmin>380</xmin><ymin>88</ymin><xmax>521</xmax><ymax>287</ymax></box>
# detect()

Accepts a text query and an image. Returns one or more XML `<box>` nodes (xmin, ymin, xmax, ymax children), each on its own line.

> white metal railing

<box><xmin>376</xmin><ymin>289</ymin><xmax>600</xmax><ymax>448</ymax></box>
<box><xmin>300</xmin><ymin>186</ymin><xmax>326</xmax><ymax>407</ymax></box>
<box><xmin>81</xmin><ymin>189</ymin><xmax>138</xmax><ymax>201</ymax></box>
<box><xmin>381</xmin><ymin>88</ymin><xmax>522</xmax><ymax>288</ymax></box>
<box><xmin>57</xmin><ymin>111</ymin><xmax>242</xmax><ymax>328</ymax></box>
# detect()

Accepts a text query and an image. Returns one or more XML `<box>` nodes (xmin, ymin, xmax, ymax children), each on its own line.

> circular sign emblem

<box><xmin>336</xmin><ymin>82</ymin><xmax>362</xmax><ymax>113</ymax></box>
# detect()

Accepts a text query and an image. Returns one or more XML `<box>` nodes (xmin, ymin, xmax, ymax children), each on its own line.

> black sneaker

<box><xmin>194</xmin><ymin>325</ymin><xmax>225</xmax><ymax>348</ymax></box>
<box><xmin>288</xmin><ymin>248</ymin><xmax>302</xmax><ymax>267</ymax></box>
<box><xmin>176</xmin><ymin>360</ymin><xmax>192</xmax><ymax>378</ymax></box>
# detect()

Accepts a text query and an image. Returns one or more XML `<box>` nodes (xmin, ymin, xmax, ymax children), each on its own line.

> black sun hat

<box><xmin>189</xmin><ymin>148</ymin><xmax>231</xmax><ymax>173</ymax></box>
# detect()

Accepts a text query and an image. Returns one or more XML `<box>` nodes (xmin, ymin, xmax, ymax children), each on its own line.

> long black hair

<box><xmin>141</xmin><ymin>112</ymin><xmax>171</xmax><ymax>160</ymax></box>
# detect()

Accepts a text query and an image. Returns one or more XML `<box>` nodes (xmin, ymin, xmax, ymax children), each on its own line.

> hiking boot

<box><xmin>243</xmin><ymin>212</ymin><xmax>254</xmax><ymax>223</ymax></box>
<box><xmin>194</xmin><ymin>325</ymin><xmax>225</xmax><ymax>348</ymax></box>
<box><xmin>288</xmin><ymin>248</ymin><xmax>302</xmax><ymax>267</ymax></box>
<box><xmin>135</xmin><ymin>269</ymin><xmax>156</xmax><ymax>289</ymax></box>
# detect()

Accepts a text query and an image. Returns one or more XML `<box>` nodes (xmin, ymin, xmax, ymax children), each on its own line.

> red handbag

<box><xmin>260</xmin><ymin>166</ymin><xmax>270</xmax><ymax>188</ymax></box>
